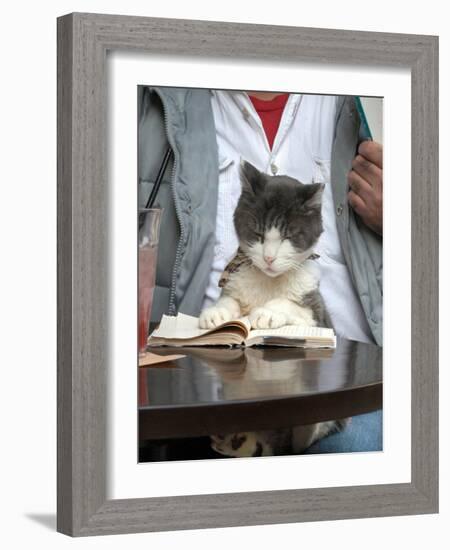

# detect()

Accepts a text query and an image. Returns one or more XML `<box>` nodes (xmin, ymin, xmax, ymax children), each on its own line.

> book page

<box><xmin>248</xmin><ymin>325</ymin><xmax>335</xmax><ymax>341</ymax></box>
<box><xmin>149</xmin><ymin>313</ymin><xmax>251</xmax><ymax>341</ymax></box>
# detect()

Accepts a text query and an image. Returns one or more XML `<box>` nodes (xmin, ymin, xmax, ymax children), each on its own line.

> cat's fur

<box><xmin>199</xmin><ymin>160</ymin><xmax>345</xmax><ymax>457</ymax></box>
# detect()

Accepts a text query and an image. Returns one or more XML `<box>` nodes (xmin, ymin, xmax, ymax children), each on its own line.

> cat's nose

<box><xmin>264</xmin><ymin>255</ymin><xmax>275</xmax><ymax>265</ymax></box>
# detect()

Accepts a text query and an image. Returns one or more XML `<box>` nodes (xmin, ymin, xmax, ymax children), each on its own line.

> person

<box><xmin>138</xmin><ymin>86</ymin><xmax>383</xmax><ymax>454</ymax></box>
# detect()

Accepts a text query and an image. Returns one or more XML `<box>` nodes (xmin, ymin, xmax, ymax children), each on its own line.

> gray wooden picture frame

<box><xmin>57</xmin><ymin>12</ymin><xmax>438</xmax><ymax>537</ymax></box>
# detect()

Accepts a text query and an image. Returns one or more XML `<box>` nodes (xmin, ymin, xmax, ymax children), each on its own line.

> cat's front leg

<box><xmin>248</xmin><ymin>307</ymin><xmax>288</xmax><ymax>329</ymax></box>
<box><xmin>199</xmin><ymin>296</ymin><xmax>241</xmax><ymax>329</ymax></box>
<box><xmin>249</xmin><ymin>298</ymin><xmax>316</xmax><ymax>329</ymax></box>
<box><xmin>266</xmin><ymin>298</ymin><xmax>316</xmax><ymax>326</ymax></box>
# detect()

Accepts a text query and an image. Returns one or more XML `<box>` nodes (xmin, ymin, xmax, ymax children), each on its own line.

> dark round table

<box><xmin>139</xmin><ymin>338</ymin><xmax>382</xmax><ymax>450</ymax></box>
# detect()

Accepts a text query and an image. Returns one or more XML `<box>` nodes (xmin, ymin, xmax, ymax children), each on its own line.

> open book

<box><xmin>147</xmin><ymin>313</ymin><xmax>336</xmax><ymax>349</ymax></box>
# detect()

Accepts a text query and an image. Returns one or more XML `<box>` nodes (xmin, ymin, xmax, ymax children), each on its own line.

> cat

<box><xmin>199</xmin><ymin>160</ymin><xmax>345</xmax><ymax>457</ymax></box>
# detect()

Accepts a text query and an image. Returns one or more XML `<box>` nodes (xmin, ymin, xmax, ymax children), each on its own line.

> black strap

<box><xmin>145</xmin><ymin>147</ymin><xmax>173</xmax><ymax>209</ymax></box>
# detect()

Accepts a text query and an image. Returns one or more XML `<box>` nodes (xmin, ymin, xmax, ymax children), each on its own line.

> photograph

<box><xmin>137</xmin><ymin>87</ymin><xmax>384</xmax><ymax>462</ymax></box>
<box><xmin>55</xmin><ymin>12</ymin><xmax>438</xmax><ymax>536</ymax></box>
<box><xmin>1</xmin><ymin>0</ymin><xmax>445</xmax><ymax>542</ymax></box>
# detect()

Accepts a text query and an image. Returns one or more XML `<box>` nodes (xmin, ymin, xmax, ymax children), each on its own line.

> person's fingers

<box><xmin>351</xmin><ymin>154</ymin><xmax>382</xmax><ymax>187</ymax></box>
<box><xmin>348</xmin><ymin>190</ymin><xmax>368</xmax><ymax>217</ymax></box>
<box><xmin>347</xmin><ymin>169</ymin><xmax>374</xmax><ymax>202</ymax></box>
<box><xmin>358</xmin><ymin>140</ymin><xmax>383</xmax><ymax>168</ymax></box>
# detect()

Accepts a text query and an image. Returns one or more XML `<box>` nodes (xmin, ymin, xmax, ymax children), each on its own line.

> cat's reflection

<box><xmin>182</xmin><ymin>346</ymin><xmax>337</xmax><ymax>400</ymax></box>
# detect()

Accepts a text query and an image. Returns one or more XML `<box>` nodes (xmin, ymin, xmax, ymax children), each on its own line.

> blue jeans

<box><xmin>304</xmin><ymin>410</ymin><xmax>383</xmax><ymax>454</ymax></box>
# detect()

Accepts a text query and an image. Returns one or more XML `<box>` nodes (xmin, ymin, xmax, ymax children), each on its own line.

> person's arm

<box><xmin>347</xmin><ymin>140</ymin><xmax>383</xmax><ymax>236</ymax></box>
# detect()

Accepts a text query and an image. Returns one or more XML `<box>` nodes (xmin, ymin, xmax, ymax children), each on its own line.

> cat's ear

<box><xmin>301</xmin><ymin>183</ymin><xmax>324</xmax><ymax>210</ymax></box>
<box><xmin>239</xmin><ymin>159</ymin><xmax>266</xmax><ymax>195</ymax></box>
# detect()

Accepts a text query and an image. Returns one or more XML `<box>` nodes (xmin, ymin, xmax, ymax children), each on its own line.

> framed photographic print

<box><xmin>57</xmin><ymin>13</ymin><xmax>438</xmax><ymax>536</ymax></box>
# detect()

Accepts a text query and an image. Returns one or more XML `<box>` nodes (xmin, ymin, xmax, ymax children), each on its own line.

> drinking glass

<box><xmin>138</xmin><ymin>208</ymin><xmax>162</xmax><ymax>356</ymax></box>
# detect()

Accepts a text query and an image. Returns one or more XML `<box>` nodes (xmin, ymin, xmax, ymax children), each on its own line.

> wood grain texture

<box><xmin>57</xmin><ymin>12</ymin><xmax>439</xmax><ymax>536</ymax></box>
<box><xmin>58</xmin><ymin>13</ymin><xmax>108</xmax><ymax>535</ymax></box>
<box><xmin>410</xmin><ymin>35</ymin><xmax>439</xmax><ymax>507</ymax></box>
<box><xmin>57</xmin><ymin>14</ymin><xmax>74</xmax><ymax>535</ymax></box>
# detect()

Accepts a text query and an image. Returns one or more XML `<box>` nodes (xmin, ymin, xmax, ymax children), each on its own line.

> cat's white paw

<box><xmin>249</xmin><ymin>307</ymin><xmax>287</xmax><ymax>329</ymax></box>
<box><xmin>199</xmin><ymin>306</ymin><xmax>233</xmax><ymax>329</ymax></box>
<box><xmin>288</xmin><ymin>315</ymin><xmax>314</xmax><ymax>327</ymax></box>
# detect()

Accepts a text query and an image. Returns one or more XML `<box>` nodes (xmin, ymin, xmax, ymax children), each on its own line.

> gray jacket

<box><xmin>138</xmin><ymin>87</ymin><xmax>383</xmax><ymax>345</ymax></box>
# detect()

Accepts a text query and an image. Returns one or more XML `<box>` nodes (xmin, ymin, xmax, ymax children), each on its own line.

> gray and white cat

<box><xmin>199</xmin><ymin>160</ymin><xmax>345</xmax><ymax>457</ymax></box>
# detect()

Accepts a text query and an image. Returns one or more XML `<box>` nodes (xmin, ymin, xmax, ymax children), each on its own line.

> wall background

<box><xmin>0</xmin><ymin>1</ymin><xmax>446</xmax><ymax>548</ymax></box>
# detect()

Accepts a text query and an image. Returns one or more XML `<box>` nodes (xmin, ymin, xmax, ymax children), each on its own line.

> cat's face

<box><xmin>234</xmin><ymin>161</ymin><xmax>323</xmax><ymax>278</ymax></box>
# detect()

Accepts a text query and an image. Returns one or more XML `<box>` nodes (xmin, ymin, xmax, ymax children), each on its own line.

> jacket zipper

<box><xmin>152</xmin><ymin>89</ymin><xmax>184</xmax><ymax>315</ymax></box>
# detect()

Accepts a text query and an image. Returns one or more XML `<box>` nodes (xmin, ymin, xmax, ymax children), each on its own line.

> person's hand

<box><xmin>347</xmin><ymin>141</ymin><xmax>383</xmax><ymax>235</ymax></box>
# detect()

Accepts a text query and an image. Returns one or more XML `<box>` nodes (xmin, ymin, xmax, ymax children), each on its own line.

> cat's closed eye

<box><xmin>283</xmin><ymin>231</ymin><xmax>300</xmax><ymax>241</ymax></box>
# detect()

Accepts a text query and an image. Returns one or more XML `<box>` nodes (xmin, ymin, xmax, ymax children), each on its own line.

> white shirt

<box><xmin>202</xmin><ymin>90</ymin><xmax>373</xmax><ymax>344</ymax></box>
